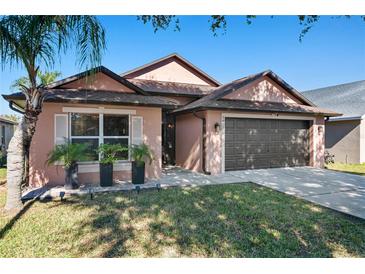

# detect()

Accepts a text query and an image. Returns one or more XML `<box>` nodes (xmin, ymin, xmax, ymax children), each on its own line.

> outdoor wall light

<box><xmin>59</xmin><ymin>191</ymin><xmax>65</xmax><ymax>201</ymax></box>
<box><xmin>214</xmin><ymin>122</ymin><xmax>220</xmax><ymax>133</ymax></box>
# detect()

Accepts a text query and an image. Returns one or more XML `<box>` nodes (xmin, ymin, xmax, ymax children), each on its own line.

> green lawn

<box><xmin>0</xmin><ymin>168</ymin><xmax>6</xmax><ymax>182</ymax></box>
<box><xmin>326</xmin><ymin>163</ymin><xmax>365</xmax><ymax>176</ymax></box>
<box><xmin>0</xmin><ymin>182</ymin><xmax>364</xmax><ymax>258</ymax></box>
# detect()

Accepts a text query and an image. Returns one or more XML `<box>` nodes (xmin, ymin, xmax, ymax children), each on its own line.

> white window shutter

<box><xmin>131</xmin><ymin>116</ymin><xmax>143</xmax><ymax>145</ymax></box>
<box><xmin>54</xmin><ymin>114</ymin><xmax>68</xmax><ymax>145</ymax></box>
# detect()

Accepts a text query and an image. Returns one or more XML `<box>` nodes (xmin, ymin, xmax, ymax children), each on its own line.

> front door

<box><xmin>162</xmin><ymin>112</ymin><xmax>176</xmax><ymax>166</ymax></box>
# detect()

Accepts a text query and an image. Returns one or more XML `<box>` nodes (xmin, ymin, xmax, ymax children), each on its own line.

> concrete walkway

<box><xmin>22</xmin><ymin>166</ymin><xmax>365</xmax><ymax>219</ymax></box>
<box><xmin>22</xmin><ymin>166</ymin><xmax>243</xmax><ymax>200</ymax></box>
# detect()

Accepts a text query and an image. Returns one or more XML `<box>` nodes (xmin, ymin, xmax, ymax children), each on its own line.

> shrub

<box><xmin>0</xmin><ymin>150</ymin><xmax>6</xmax><ymax>167</ymax></box>
<box><xmin>97</xmin><ymin>143</ymin><xmax>128</xmax><ymax>164</ymax></box>
<box><xmin>324</xmin><ymin>150</ymin><xmax>335</xmax><ymax>165</ymax></box>
<box><xmin>130</xmin><ymin>143</ymin><xmax>154</xmax><ymax>167</ymax></box>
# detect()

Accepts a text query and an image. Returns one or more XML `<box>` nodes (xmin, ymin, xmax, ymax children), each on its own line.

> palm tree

<box><xmin>10</xmin><ymin>70</ymin><xmax>62</xmax><ymax>186</ymax></box>
<box><xmin>11</xmin><ymin>71</ymin><xmax>62</xmax><ymax>92</ymax></box>
<box><xmin>0</xmin><ymin>16</ymin><xmax>106</xmax><ymax>211</ymax></box>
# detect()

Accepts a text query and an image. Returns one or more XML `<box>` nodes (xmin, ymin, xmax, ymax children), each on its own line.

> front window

<box><xmin>71</xmin><ymin>113</ymin><xmax>99</xmax><ymax>136</ymax></box>
<box><xmin>103</xmin><ymin>114</ymin><xmax>129</xmax><ymax>160</ymax></box>
<box><xmin>70</xmin><ymin>113</ymin><xmax>129</xmax><ymax>162</ymax></box>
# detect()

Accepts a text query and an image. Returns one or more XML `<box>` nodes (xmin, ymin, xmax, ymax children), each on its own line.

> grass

<box><xmin>0</xmin><ymin>183</ymin><xmax>364</xmax><ymax>258</ymax></box>
<box><xmin>0</xmin><ymin>168</ymin><xmax>6</xmax><ymax>182</ymax></box>
<box><xmin>326</xmin><ymin>163</ymin><xmax>365</xmax><ymax>176</ymax></box>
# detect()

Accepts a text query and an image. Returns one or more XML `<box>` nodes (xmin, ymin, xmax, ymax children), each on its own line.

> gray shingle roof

<box><xmin>3</xmin><ymin>89</ymin><xmax>181</xmax><ymax>108</ymax></box>
<box><xmin>198</xmin><ymin>100</ymin><xmax>339</xmax><ymax>116</ymax></box>
<box><xmin>127</xmin><ymin>78</ymin><xmax>215</xmax><ymax>97</ymax></box>
<box><xmin>302</xmin><ymin>80</ymin><xmax>365</xmax><ymax>119</ymax></box>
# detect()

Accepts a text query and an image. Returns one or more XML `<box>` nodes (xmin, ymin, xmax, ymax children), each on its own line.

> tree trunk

<box><xmin>5</xmin><ymin>84</ymin><xmax>42</xmax><ymax>212</ymax></box>
<box><xmin>5</xmin><ymin>112</ymin><xmax>39</xmax><ymax>212</ymax></box>
<box><xmin>5</xmin><ymin>118</ymin><xmax>25</xmax><ymax>211</ymax></box>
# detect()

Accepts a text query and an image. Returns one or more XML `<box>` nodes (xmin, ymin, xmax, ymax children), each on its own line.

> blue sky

<box><xmin>1</xmin><ymin>15</ymin><xmax>364</xmax><ymax>115</ymax></box>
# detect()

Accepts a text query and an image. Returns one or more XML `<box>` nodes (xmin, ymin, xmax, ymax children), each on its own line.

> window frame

<box><xmin>69</xmin><ymin>112</ymin><xmax>131</xmax><ymax>164</ymax></box>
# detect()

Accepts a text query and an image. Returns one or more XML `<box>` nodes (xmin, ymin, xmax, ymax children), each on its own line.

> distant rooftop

<box><xmin>302</xmin><ymin>80</ymin><xmax>365</xmax><ymax>119</ymax></box>
<box><xmin>0</xmin><ymin>116</ymin><xmax>17</xmax><ymax>125</ymax></box>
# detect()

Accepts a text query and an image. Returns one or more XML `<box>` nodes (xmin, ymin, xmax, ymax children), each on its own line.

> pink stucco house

<box><xmin>3</xmin><ymin>53</ymin><xmax>340</xmax><ymax>187</ymax></box>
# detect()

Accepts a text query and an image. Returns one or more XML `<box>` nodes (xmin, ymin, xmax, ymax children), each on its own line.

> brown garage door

<box><xmin>224</xmin><ymin>118</ymin><xmax>310</xmax><ymax>171</ymax></box>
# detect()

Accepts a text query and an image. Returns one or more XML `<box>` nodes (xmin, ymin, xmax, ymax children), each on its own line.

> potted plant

<box><xmin>130</xmin><ymin>143</ymin><xmax>154</xmax><ymax>184</ymax></box>
<box><xmin>46</xmin><ymin>143</ymin><xmax>90</xmax><ymax>189</ymax></box>
<box><xmin>97</xmin><ymin>143</ymin><xmax>128</xmax><ymax>187</ymax></box>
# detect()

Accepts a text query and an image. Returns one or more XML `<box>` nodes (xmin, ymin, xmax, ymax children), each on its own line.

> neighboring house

<box><xmin>0</xmin><ymin>116</ymin><xmax>17</xmax><ymax>154</ymax></box>
<box><xmin>303</xmin><ymin>80</ymin><xmax>365</xmax><ymax>164</ymax></box>
<box><xmin>2</xmin><ymin>53</ymin><xmax>339</xmax><ymax>187</ymax></box>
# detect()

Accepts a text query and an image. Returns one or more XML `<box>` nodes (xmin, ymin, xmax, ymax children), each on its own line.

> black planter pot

<box><xmin>100</xmin><ymin>163</ymin><xmax>113</xmax><ymax>187</ymax></box>
<box><xmin>65</xmin><ymin>162</ymin><xmax>79</xmax><ymax>189</ymax></box>
<box><xmin>132</xmin><ymin>161</ymin><xmax>145</xmax><ymax>184</ymax></box>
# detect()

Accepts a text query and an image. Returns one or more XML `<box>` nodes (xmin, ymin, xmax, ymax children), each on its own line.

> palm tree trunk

<box><xmin>5</xmin><ymin>118</ymin><xmax>25</xmax><ymax>211</ymax></box>
<box><xmin>5</xmin><ymin>108</ymin><xmax>39</xmax><ymax>212</ymax></box>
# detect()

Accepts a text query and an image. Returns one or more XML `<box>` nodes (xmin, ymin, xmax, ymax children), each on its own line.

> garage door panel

<box><xmin>225</xmin><ymin>133</ymin><xmax>235</xmax><ymax>142</ymax></box>
<box><xmin>246</xmin><ymin>156</ymin><xmax>271</xmax><ymax>169</ymax></box>
<box><xmin>225</xmin><ymin>118</ymin><xmax>310</xmax><ymax>171</ymax></box>
<box><xmin>225</xmin><ymin>118</ymin><xmax>235</xmax><ymax>128</ymax></box>
<box><xmin>225</xmin><ymin>147</ymin><xmax>243</xmax><ymax>156</ymax></box>
<box><xmin>235</xmin><ymin>134</ymin><xmax>246</xmax><ymax>142</ymax></box>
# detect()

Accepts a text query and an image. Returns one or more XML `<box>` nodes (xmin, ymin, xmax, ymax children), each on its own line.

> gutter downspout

<box><xmin>193</xmin><ymin>111</ymin><xmax>211</xmax><ymax>175</ymax></box>
<box><xmin>9</xmin><ymin>101</ymin><xmax>25</xmax><ymax>115</ymax></box>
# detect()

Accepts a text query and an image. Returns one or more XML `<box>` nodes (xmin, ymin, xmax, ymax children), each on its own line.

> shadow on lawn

<box><xmin>0</xmin><ymin>199</ymin><xmax>36</xmax><ymax>240</ymax></box>
<box><xmin>65</xmin><ymin>184</ymin><xmax>365</xmax><ymax>258</ymax></box>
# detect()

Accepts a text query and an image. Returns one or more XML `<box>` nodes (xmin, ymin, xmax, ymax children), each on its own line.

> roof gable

<box><xmin>47</xmin><ymin>66</ymin><xmax>148</xmax><ymax>95</ymax></box>
<box><xmin>59</xmin><ymin>71</ymin><xmax>136</xmax><ymax>93</ymax></box>
<box><xmin>173</xmin><ymin>70</ymin><xmax>316</xmax><ymax>114</ymax></box>
<box><xmin>121</xmin><ymin>53</ymin><xmax>221</xmax><ymax>87</ymax></box>
<box><xmin>223</xmin><ymin>76</ymin><xmax>302</xmax><ymax>104</ymax></box>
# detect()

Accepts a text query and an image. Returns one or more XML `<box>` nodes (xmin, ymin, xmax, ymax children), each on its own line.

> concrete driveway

<box><xmin>224</xmin><ymin>167</ymin><xmax>365</xmax><ymax>219</ymax></box>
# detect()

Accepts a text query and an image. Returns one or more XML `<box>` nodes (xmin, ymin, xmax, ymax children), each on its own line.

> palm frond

<box><xmin>130</xmin><ymin>143</ymin><xmax>154</xmax><ymax>166</ymax></box>
<box><xmin>46</xmin><ymin>142</ymin><xmax>91</xmax><ymax>168</ymax></box>
<box><xmin>10</xmin><ymin>76</ymin><xmax>30</xmax><ymax>92</ymax></box>
<box><xmin>0</xmin><ymin>16</ymin><xmax>106</xmax><ymax>106</ymax></box>
<box><xmin>97</xmin><ymin>143</ymin><xmax>128</xmax><ymax>164</ymax></box>
<box><xmin>37</xmin><ymin>70</ymin><xmax>61</xmax><ymax>86</ymax></box>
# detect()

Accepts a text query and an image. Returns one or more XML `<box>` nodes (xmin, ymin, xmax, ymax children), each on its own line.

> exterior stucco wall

<box><xmin>310</xmin><ymin>116</ymin><xmax>325</xmax><ymax>168</ymax></box>
<box><xmin>127</xmin><ymin>59</ymin><xmax>215</xmax><ymax>86</ymax></box>
<box><xmin>29</xmin><ymin>102</ymin><xmax>161</xmax><ymax>187</ymax></box>
<box><xmin>175</xmin><ymin>112</ymin><xmax>203</xmax><ymax>172</ymax></box>
<box><xmin>325</xmin><ymin>119</ymin><xmax>360</xmax><ymax>164</ymax></box>
<box><xmin>183</xmin><ymin>110</ymin><xmax>325</xmax><ymax>175</ymax></box>
<box><xmin>205</xmin><ymin>110</ymin><xmax>223</xmax><ymax>174</ymax></box>
<box><xmin>360</xmin><ymin>119</ymin><xmax>365</xmax><ymax>163</ymax></box>
<box><xmin>60</xmin><ymin>72</ymin><xmax>135</xmax><ymax>93</ymax></box>
<box><xmin>223</xmin><ymin>76</ymin><xmax>301</xmax><ymax>104</ymax></box>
